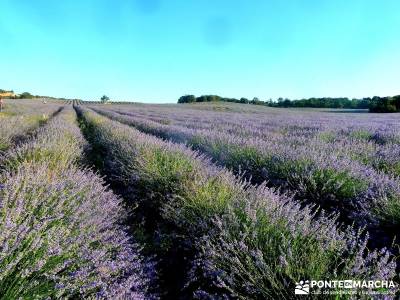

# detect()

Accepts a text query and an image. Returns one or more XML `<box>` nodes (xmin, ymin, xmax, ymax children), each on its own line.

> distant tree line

<box><xmin>0</xmin><ymin>89</ymin><xmax>45</xmax><ymax>99</ymax></box>
<box><xmin>369</xmin><ymin>95</ymin><xmax>400</xmax><ymax>113</ymax></box>
<box><xmin>19</xmin><ymin>92</ymin><xmax>35</xmax><ymax>99</ymax></box>
<box><xmin>178</xmin><ymin>94</ymin><xmax>400</xmax><ymax>113</ymax></box>
<box><xmin>0</xmin><ymin>89</ymin><xmax>14</xmax><ymax>93</ymax></box>
<box><xmin>17</xmin><ymin>92</ymin><xmax>54</xmax><ymax>99</ymax></box>
<box><xmin>178</xmin><ymin>95</ymin><xmax>266</xmax><ymax>105</ymax></box>
<box><xmin>0</xmin><ymin>88</ymin><xmax>66</xmax><ymax>100</ymax></box>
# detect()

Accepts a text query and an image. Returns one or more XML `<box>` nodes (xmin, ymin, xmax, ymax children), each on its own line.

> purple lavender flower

<box><xmin>77</xmin><ymin>106</ymin><xmax>397</xmax><ymax>299</ymax></box>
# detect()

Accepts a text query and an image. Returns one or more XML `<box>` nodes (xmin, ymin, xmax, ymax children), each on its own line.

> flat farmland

<box><xmin>1</xmin><ymin>99</ymin><xmax>399</xmax><ymax>299</ymax></box>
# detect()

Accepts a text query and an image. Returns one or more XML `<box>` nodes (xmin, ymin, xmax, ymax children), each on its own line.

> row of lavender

<box><xmin>0</xmin><ymin>100</ymin><xmax>63</xmax><ymax>151</ymax></box>
<box><xmin>106</xmin><ymin>105</ymin><xmax>400</xmax><ymax>177</ymax></box>
<box><xmin>105</xmin><ymin>104</ymin><xmax>400</xmax><ymax>144</ymax></box>
<box><xmin>0</xmin><ymin>107</ymin><xmax>153</xmax><ymax>299</ymax></box>
<box><xmin>77</xmin><ymin>106</ymin><xmax>396</xmax><ymax>299</ymax></box>
<box><xmin>91</xmin><ymin>107</ymin><xmax>400</xmax><ymax>248</ymax></box>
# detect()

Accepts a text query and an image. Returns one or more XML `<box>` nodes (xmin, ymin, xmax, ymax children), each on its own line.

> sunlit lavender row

<box><xmin>97</xmin><ymin>103</ymin><xmax>400</xmax><ymax>176</ymax></box>
<box><xmin>0</xmin><ymin>105</ymin><xmax>153</xmax><ymax>299</ymax></box>
<box><xmin>100</xmin><ymin>102</ymin><xmax>400</xmax><ymax>145</ymax></box>
<box><xmin>0</xmin><ymin>100</ymin><xmax>63</xmax><ymax>151</ymax></box>
<box><xmin>1</xmin><ymin>99</ymin><xmax>399</xmax><ymax>299</ymax></box>
<box><xmin>76</xmin><ymin>105</ymin><xmax>396</xmax><ymax>299</ymax></box>
<box><xmin>90</xmin><ymin>105</ymin><xmax>400</xmax><ymax>248</ymax></box>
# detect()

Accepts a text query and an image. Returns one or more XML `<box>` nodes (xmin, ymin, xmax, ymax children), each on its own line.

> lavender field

<box><xmin>1</xmin><ymin>99</ymin><xmax>399</xmax><ymax>299</ymax></box>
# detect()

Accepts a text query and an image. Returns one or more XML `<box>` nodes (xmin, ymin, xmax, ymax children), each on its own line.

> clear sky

<box><xmin>1</xmin><ymin>0</ymin><xmax>399</xmax><ymax>103</ymax></box>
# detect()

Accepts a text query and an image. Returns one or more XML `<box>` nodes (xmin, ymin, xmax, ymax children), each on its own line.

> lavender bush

<box><xmin>96</xmin><ymin>104</ymin><xmax>400</xmax><ymax>177</ymax></box>
<box><xmin>0</xmin><ymin>164</ymin><xmax>151</xmax><ymax>299</ymax></box>
<box><xmin>1</xmin><ymin>107</ymin><xmax>86</xmax><ymax>171</ymax></box>
<box><xmin>0</xmin><ymin>107</ymin><xmax>153</xmax><ymax>299</ymax></box>
<box><xmin>78</xmin><ymin>106</ymin><xmax>396</xmax><ymax>299</ymax></box>
<box><xmin>92</xmin><ymin>107</ymin><xmax>400</xmax><ymax>237</ymax></box>
<box><xmin>0</xmin><ymin>100</ymin><xmax>62</xmax><ymax>151</ymax></box>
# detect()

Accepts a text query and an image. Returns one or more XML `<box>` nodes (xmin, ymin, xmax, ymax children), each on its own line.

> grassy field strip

<box><xmin>77</xmin><ymin>106</ymin><xmax>395</xmax><ymax>299</ymax></box>
<box><xmin>91</xmin><ymin>107</ymin><xmax>400</xmax><ymax>250</ymax></box>
<box><xmin>0</xmin><ymin>107</ymin><xmax>152</xmax><ymax>299</ymax></box>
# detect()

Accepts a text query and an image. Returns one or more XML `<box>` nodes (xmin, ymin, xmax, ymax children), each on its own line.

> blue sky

<box><xmin>1</xmin><ymin>0</ymin><xmax>399</xmax><ymax>103</ymax></box>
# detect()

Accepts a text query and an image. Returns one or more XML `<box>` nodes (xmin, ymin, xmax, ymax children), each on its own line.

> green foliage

<box><xmin>349</xmin><ymin>130</ymin><xmax>373</xmax><ymax>141</ymax></box>
<box><xmin>19</xmin><ymin>92</ymin><xmax>34</xmax><ymax>99</ymax></box>
<box><xmin>374</xmin><ymin>195</ymin><xmax>400</xmax><ymax>227</ymax></box>
<box><xmin>177</xmin><ymin>94</ymin><xmax>398</xmax><ymax>110</ymax></box>
<box><xmin>274</xmin><ymin>97</ymin><xmax>370</xmax><ymax>109</ymax></box>
<box><xmin>178</xmin><ymin>95</ymin><xmax>196</xmax><ymax>103</ymax></box>
<box><xmin>100</xmin><ymin>95</ymin><xmax>110</xmax><ymax>103</ymax></box>
<box><xmin>318</xmin><ymin>132</ymin><xmax>336</xmax><ymax>143</ymax></box>
<box><xmin>369</xmin><ymin>95</ymin><xmax>400</xmax><ymax>113</ymax></box>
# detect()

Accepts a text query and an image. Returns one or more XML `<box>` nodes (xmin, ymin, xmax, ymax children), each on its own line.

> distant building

<box><xmin>0</xmin><ymin>91</ymin><xmax>16</xmax><ymax>98</ymax></box>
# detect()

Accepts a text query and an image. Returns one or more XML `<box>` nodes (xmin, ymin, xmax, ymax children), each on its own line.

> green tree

<box><xmin>101</xmin><ymin>95</ymin><xmax>110</xmax><ymax>103</ymax></box>
<box><xmin>178</xmin><ymin>95</ymin><xmax>196</xmax><ymax>103</ymax></box>
<box><xmin>369</xmin><ymin>96</ymin><xmax>400</xmax><ymax>113</ymax></box>
<box><xmin>19</xmin><ymin>92</ymin><xmax>34</xmax><ymax>99</ymax></box>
